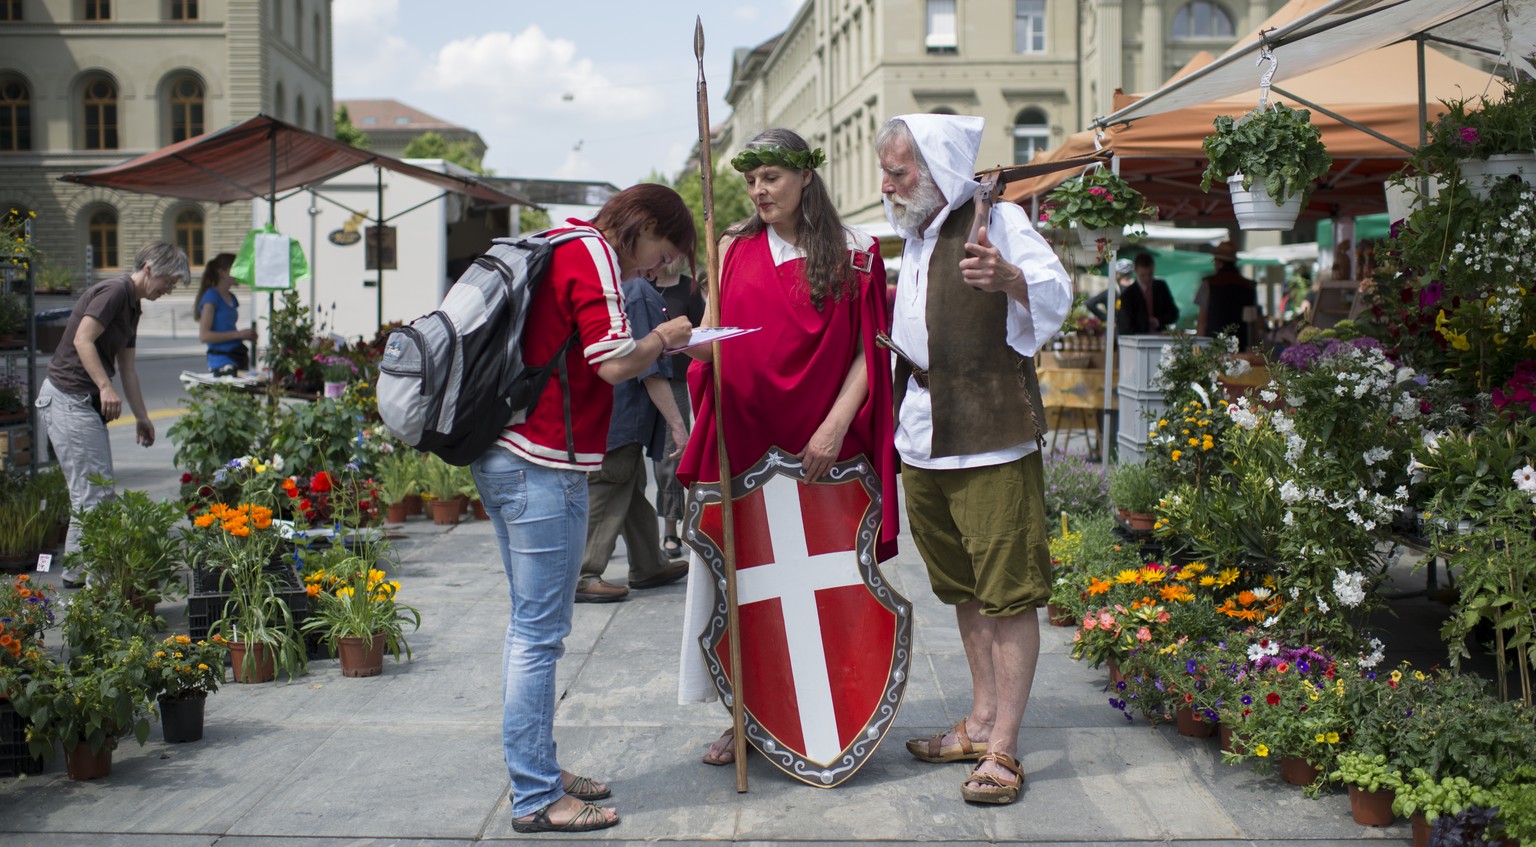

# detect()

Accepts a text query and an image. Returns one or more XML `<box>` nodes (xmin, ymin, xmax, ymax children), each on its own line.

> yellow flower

<box><xmin>1413</xmin><ymin>670</ymin><xmax>1426</xmax><ymax>681</ymax></box>
<box><xmin>1139</xmin><ymin>567</ymin><xmax>1166</xmax><ymax>583</ymax></box>
<box><xmin>197</xmin><ymin>663</ymin><xmax>209</xmax><ymax>671</ymax></box>
<box><xmin>1390</xmin><ymin>670</ymin><xmax>1403</xmax><ymax>683</ymax></box>
<box><xmin>1309</xmin><ymin>690</ymin><xmax>1319</xmax><ymax>701</ymax></box>
<box><xmin>1198</xmin><ymin>575</ymin><xmax>1217</xmax><ymax>587</ymax></box>
<box><xmin>1315</xmin><ymin>733</ymin><xmax>1326</xmax><ymax>743</ymax></box>
<box><xmin>1171</xmin><ymin>449</ymin><xmax>1183</xmax><ymax>461</ymax></box>
<box><xmin>1114</xmin><ymin>569</ymin><xmax>1141</xmax><ymax>585</ymax></box>
<box><xmin>1187</xmin><ymin>437</ymin><xmax>1198</xmax><ymax>447</ymax></box>
<box><xmin>1215</xmin><ymin>567</ymin><xmax>1240</xmax><ymax>587</ymax></box>
<box><xmin>254</xmin><ymin>463</ymin><xmax>267</xmax><ymax>473</ymax></box>
<box><xmin>1157</xmin><ymin>419</ymin><xmax>1168</xmax><ymax>428</ymax></box>
<box><xmin>1255</xmin><ymin>744</ymin><xmax>1269</xmax><ymax>757</ymax></box>
<box><xmin>1325</xmin><ymin>732</ymin><xmax>1340</xmax><ymax>744</ymax></box>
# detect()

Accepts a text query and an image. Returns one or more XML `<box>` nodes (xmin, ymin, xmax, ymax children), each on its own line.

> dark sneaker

<box><xmin>629</xmin><ymin>561</ymin><xmax>688</xmax><ymax>591</ymax></box>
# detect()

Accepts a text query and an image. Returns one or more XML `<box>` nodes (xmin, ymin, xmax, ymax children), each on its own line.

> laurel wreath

<box><xmin>730</xmin><ymin>145</ymin><xmax>827</xmax><ymax>173</ymax></box>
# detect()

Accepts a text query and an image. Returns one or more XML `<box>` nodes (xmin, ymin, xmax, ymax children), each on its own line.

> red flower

<box><xmin>309</xmin><ymin>471</ymin><xmax>333</xmax><ymax>493</ymax></box>
<box><xmin>180</xmin><ymin>472</ymin><xmax>193</xmax><ymax>484</ymax></box>
<box><xmin>1265</xmin><ymin>692</ymin><xmax>1280</xmax><ymax>706</ymax></box>
<box><xmin>1184</xmin><ymin>693</ymin><xmax>1195</xmax><ymax>703</ymax></box>
<box><xmin>299</xmin><ymin>498</ymin><xmax>312</xmax><ymax>512</ymax></box>
<box><xmin>1276</xmin><ymin>662</ymin><xmax>1290</xmax><ymax>674</ymax></box>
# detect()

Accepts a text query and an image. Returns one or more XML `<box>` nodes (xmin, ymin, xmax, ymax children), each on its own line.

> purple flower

<box><xmin>1279</xmin><ymin>342</ymin><xmax>1322</xmax><ymax>371</ymax></box>
<box><xmin>1186</xmin><ymin>659</ymin><xmax>1198</xmax><ymax>675</ymax></box>
<box><xmin>1241</xmin><ymin>694</ymin><xmax>1253</xmax><ymax>705</ymax></box>
<box><xmin>1203</xmin><ymin>709</ymin><xmax>1219</xmax><ymax>722</ymax></box>
<box><xmin>1459</xmin><ymin>127</ymin><xmax>1481</xmax><ymax>146</ymax></box>
<box><xmin>1296</xmin><ymin>659</ymin><xmax>1310</xmax><ymax>674</ymax></box>
<box><xmin>1419</xmin><ymin>280</ymin><xmax>1445</xmax><ymax>310</ymax></box>
<box><xmin>1116</xmin><ymin>680</ymin><xmax>1127</xmax><ymax>691</ymax></box>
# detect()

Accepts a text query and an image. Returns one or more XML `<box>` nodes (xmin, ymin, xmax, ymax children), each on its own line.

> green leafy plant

<box><xmin>269</xmin><ymin>398</ymin><xmax>367</xmax><ymax>478</ymax></box>
<box><xmin>58</xmin><ymin>582</ymin><xmax>161</xmax><ymax>661</ymax></box>
<box><xmin>1</xmin><ymin>636</ymin><xmax>155</xmax><ymax>759</ymax></box>
<box><xmin>1200</xmin><ymin>102</ymin><xmax>1333</xmax><ymax>204</ymax></box>
<box><xmin>1394</xmin><ymin>769</ymin><xmax>1495</xmax><ymax>823</ymax></box>
<box><xmin>0</xmin><ymin>289</ymin><xmax>26</xmax><ymax>337</ymax></box>
<box><xmin>0</xmin><ymin>574</ymin><xmax>56</xmax><ymax>670</ymax></box>
<box><xmin>0</xmin><ymin>487</ymin><xmax>54</xmax><ymax>558</ymax></box>
<box><xmin>1108</xmin><ymin>461</ymin><xmax>1160</xmax><ymax>515</ymax></box>
<box><xmin>167</xmin><ymin>385</ymin><xmax>267</xmax><ymax>479</ymax></box>
<box><xmin>1419</xmin><ymin>78</ymin><xmax>1536</xmax><ymax>171</ymax></box>
<box><xmin>373</xmin><ymin>451</ymin><xmax>420</xmax><ymax>506</ymax></box>
<box><xmin>75</xmin><ymin>487</ymin><xmax>186</xmax><ymax>604</ymax></box>
<box><xmin>1043</xmin><ymin>452</ymin><xmax>1110</xmax><ymax>519</ymax></box>
<box><xmin>145</xmin><ymin>633</ymin><xmax>227</xmax><ymax>701</ymax></box>
<box><xmin>1489</xmin><ymin>771</ymin><xmax>1536</xmax><ymax>844</ymax></box>
<box><xmin>419</xmin><ymin>455</ymin><xmax>463</xmax><ymax>502</ymax></box>
<box><xmin>1330</xmin><ymin>751</ymin><xmax>1405</xmax><ymax>793</ymax></box>
<box><xmin>263</xmin><ymin>289</ymin><xmax>319</xmax><ymax>389</ymax></box>
<box><xmin>299</xmin><ymin>539</ymin><xmax>419</xmax><ymax>662</ymax></box>
<box><xmin>1042</xmin><ymin>168</ymin><xmax>1157</xmax><ymax>231</ymax></box>
<box><xmin>0</xmin><ymin>373</ymin><xmax>25</xmax><ymax>414</ymax></box>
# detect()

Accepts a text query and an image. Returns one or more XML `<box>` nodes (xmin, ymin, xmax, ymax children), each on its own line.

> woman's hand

<box><xmin>799</xmin><ymin>418</ymin><xmax>848</xmax><ymax>482</ymax></box>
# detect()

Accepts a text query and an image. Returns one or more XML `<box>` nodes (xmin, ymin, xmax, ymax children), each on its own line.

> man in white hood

<box><xmin>875</xmin><ymin>114</ymin><xmax>1071</xmax><ymax>805</ymax></box>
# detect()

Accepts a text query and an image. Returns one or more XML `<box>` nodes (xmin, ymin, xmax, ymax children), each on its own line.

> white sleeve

<box><xmin>991</xmin><ymin>203</ymin><xmax>1072</xmax><ymax>357</ymax></box>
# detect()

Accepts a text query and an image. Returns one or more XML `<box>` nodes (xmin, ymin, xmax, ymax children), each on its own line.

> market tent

<box><xmin>1002</xmin><ymin>40</ymin><xmax>1501</xmax><ymax>221</ymax></box>
<box><xmin>1099</xmin><ymin>0</ymin><xmax>1534</xmax><ymax>126</ymax></box>
<box><xmin>60</xmin><ymin>114</ymin><xmax>525</xmax><ymax>207</ymax></box>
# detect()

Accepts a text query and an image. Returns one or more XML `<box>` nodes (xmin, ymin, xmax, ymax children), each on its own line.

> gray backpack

<box><xmin>375</xmin><ymin>228</ymin><xmax>597</xmax><ymax>465</ymax></box>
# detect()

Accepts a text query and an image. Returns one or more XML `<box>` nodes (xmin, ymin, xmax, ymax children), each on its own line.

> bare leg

<box><xmin>954</xmin><ymin>600</ymin><xmax>997</xmax><ymax>745</ymax></box>
<box><xmin>965</xmin><ymin>608</ymin><xmax>1041</xmax><ymax>789</ymax></box>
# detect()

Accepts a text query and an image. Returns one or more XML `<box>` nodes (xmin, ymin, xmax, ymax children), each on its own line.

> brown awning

<box><xmin>60</xmin><ymin>114</ymin><xmax>527</xmax><ymax>207</ymax></box>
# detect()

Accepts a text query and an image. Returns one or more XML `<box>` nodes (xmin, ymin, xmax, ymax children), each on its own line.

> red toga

<box><xmin>677</xmin><ymin>227</ymin><xmax>899</xmax><ymax>561</ymax></box>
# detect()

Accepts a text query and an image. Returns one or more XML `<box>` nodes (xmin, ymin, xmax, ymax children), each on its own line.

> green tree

<box><xmin>519</xmin><ymin>207</ymin><xmax>551</xmax><ymax>233</ymax></box>
<box><xmin>333</xmin><ymin>104</ymin><xmax>371</xmax><ymax>149</ymax></box>
<box><xmin>402</xmin><ymin>131</ymin><xmax>488</xmax><ymax>175</ymax></box>
<box><xmin>671</xmin><ymin>164</ymin><xmax>754</xmax><ymax>270</ymax></box>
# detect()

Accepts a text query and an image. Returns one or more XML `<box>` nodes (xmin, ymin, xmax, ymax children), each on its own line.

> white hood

<box><xmin>883</xmin><ymin>113</ymin><xmax>984</xmax><ymax>237</ymax></box>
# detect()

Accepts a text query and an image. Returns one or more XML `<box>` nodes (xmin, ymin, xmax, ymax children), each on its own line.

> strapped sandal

<box><xmin>511</xmin><ymin>800</ymin><xmax>619</xmax><ymax>834</ymax></box>
<box><xmin>662</xmin><ymin>535</ymin><xmax>685</xmax><ymax>559</ymax></box>
<box><xmin>960</xmin><ymin>751</ymin><xmax>1024</xmax><ymax>805</ymax></box>
<box><xmin>906</xmin><ymin>717</ymin><xmax>990</xmax><ymax>763</ymax></box>
<box><xmin>564</xmin><ymin>772</ymin><xmax>611</xmax><ymax>801</ymax></box>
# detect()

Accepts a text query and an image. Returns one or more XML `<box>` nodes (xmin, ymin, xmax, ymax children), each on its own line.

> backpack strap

<box><xmin>546</xmin><ymin>331</ymin><xmax>580</xmax><ymax>463</ymax></box>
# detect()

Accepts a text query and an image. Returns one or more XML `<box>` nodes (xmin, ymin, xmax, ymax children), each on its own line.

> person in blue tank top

<box><xmin>194</xmin><ymin>252</ymin><xmax>257</xmax><ymax>374</ymax></box>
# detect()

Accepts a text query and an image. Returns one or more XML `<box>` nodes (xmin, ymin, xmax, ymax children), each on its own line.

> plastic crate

<box><xmin>1</xmin><ymin>697</ymin><xmax>44</xmax><ymax>778</ymax></box>
<box><xmin>186</xmin><ymin>569</ymin><xmax>310</xmax><ymax>643</ymax></box>
<box><xmin>190</xmin><ymin>554</ymin><xmax>302</xmax><ymax>595</ymax></box>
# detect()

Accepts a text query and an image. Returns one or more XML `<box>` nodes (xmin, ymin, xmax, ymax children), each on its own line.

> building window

<box><xmin>1</xmin><ymin>1</ymin><xmax>23</xmax><ymax>22</ymax></box>
<box><xmin>82</xmin><ymin>75</ymin><xmax>118</xmax><ymax>150</ymax></box>
<box><xmin>312</xmin><ymin>12</ymin><xmax>322</xmax><ymax>63</ymax></box>
<box><xmin>170</xmin><ymin>0</ymin><xmax>197</xmax><ymax>20</ymax></box>
<box><xmin>1172</xmin><ymin>1</ymin><xmax>1235</xmax><ymax>39</ymax></box>
<box><xmin>0</xmin><ymin>76</ymin><xmax>30</xmax><ymax>151</ymax></box>
<box><xmin>1015</xmin><ymin>0</ymin><xmax>1045</xmax><ymax>53</ymax></box>
<box><xmin>169</xmin><ymin>75</ymin><xmax>204</xmax><ymax>142</ymax></box>
<box><xmin>88</xmin><ymin>208</ymin><xmax>119</xmax><ymax>269</ymax></box>
<box><xmin>273</xmin><ymin>82</ymin><xmax>285</xmax><ymax>120</ymax></box>
<box><xmin>295</xmin><ymin>95</ymin><xmax>306</xmax><ymax>130</ymax></box>
<box><xmin>313</xmin><ymin>106</ymin><xmax>323</xmax><ymax>134</ymax></box>
<box><xmin>293</xmin><ymin>0</ymin><xmax>303</xmax><ymax>52</ymax></box>
<box><xmin>929</xmin><ymin>106</ymin><xmax>957</xmax><ymax>115</ymax></box>
<box><xmin>1013</xmin><ymin>107</ymin><xmax>1050</xmax><ymax>163</ymax></box>
<box><xmin>83</xmin><ymin>0</ymin><xmax>110</xmax><ymax>20</ymax></box>
<box><xmin>925</xmin><ymin>0</ymin><xmax>957</xmax><ymax>52</ymax></box>
<box><xmin>273</xmin><ymin>0</ymin><xmax>282</xmax><ymax>34</ymax></box>
<box><xmin>174</xmin><ymin>207</ymin><xmax>204</xmax><ymax>266</ymax></box>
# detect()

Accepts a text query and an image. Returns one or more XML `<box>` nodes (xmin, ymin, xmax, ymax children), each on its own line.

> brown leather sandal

<box><xmin>960</xmin><ymin>751</ymin><xmax>1024</xmax><ymax>805</ymax></box>
<box><xmin>701</xmin><ymin>728</ymin><xmax>735</xmax><ymax>766</ymax></box>
<box><xmin>905</xmin><ymin>717</ymin><xmax>990</xmax><ymax>763</ymax></box>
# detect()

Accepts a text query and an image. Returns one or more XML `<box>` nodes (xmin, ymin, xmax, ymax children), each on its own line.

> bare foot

<box><xmin>702</xmin><ymin>727</ymin><xmax>735</xmax><ymax>765</ymax></box>
<box><xmin>965</xmin><ymin>757</ymin><xmax>1016</xmax><ymax>791</ymax></box>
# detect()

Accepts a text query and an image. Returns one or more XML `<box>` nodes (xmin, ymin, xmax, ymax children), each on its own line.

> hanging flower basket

<box><xmin>1201</xmin><ymin>103</ymin><xmax>1330</xmax><ymax>233</ymax></box>
<box><xmin>1042</xmin><ymin>169</ymin><xmax>1154</xmax><ymax>258</ymax></box>
<box><xmin>1458</xmin><ymin>152</ymin><xmax>1536</xmax><ymax>200</ymax></box>
<box><xmin>1076</xmin><ymin>225</ymin><xmax>1126</xmax><ymax>252</ymax></box>
<box><xmin>1227</xmin><ymin>175</ymin><xmax>1303</xmax><ymax>232</ymax></box>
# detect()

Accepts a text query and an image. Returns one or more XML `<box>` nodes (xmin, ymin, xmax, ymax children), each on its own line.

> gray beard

<box><xmin>887</xmin><ymin>180</ymin><xmax>945</xmax><ymax>234</ymax></box>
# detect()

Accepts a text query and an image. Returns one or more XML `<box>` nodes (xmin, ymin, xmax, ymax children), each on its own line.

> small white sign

<box><xmin>36</xmin><ymin>552</ymin><xmax>52</xmax><ymax>573</ymax></box>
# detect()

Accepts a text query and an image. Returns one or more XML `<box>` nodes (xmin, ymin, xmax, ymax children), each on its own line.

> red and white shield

<box><xmin>685</xmin><ymin>447</ymin><xmax>912</xmax><ymax>787</ymax></box>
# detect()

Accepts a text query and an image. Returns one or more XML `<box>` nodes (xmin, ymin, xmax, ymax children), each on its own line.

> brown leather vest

<box><xmin>893</xmin><ymin>199</ymin><xmax>1048</xmax><ymax>458</ymax></box>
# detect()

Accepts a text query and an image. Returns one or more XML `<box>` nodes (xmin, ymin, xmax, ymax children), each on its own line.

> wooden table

<box><xmin>1036</xmin><ymin>351</ymin><xmax>1117</xmax><ymax>454</ymax></box>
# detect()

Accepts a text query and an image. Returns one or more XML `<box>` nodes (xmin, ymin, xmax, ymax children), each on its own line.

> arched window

<box><xmin>173</xmin><ymin>207</ymin><xmax>204</xmax><ymax>266</ymax></box>
<box><xmin>88</xmin><ymin>207</ymin><xmax>119</xmax><ymax>269</ymax></box>
<box><xmin>1172</xmin><ymin>1</ymin><xmax>1235</xmax><ymax>39</ymax></box>
<box><xmin>0</xmin><ymin>75</ymin><xmax>30</xmax><ymax>151</ymax></box>
<box><xmin>1013</xmin><ymin>107</ymin><xmax>1050</xmax><ymax>163</ymax></box>
<box><xmin>168</xmin><ymin>75</ymin><xmax>204</xmax><ymax>143</ymax></box>
<box><xmin>273</xmin><ymin>81</ymin><xmax>285</xmax><ymax>120</ymax></box>
<box><xmin>82</xmin><ymin>74</ymin><xmax>118</xmax><ymax>150</ymax></box>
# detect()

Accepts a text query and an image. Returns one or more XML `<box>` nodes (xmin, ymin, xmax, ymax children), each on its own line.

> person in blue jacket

<box><xmin>193</xmin><ymin>252</ymin><xmax>258</xmax><ymax>374</ymax></box>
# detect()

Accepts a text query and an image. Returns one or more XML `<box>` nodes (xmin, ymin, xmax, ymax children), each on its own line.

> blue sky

<box><xmin>333</xmin><ymin>1</ymin><xmax>801</xmax><ymax>188</ymax></box>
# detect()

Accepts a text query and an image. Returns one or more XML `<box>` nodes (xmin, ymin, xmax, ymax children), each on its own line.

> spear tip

<box><xmin>694</xmin><ymin>17</ymin><xmax>705</xmax><ymax>60</ymax></box>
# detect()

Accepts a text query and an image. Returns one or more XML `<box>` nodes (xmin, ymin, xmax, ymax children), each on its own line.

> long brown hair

<box><xmin>725</xmin><ymin>128</ymin><xmax>855</xmax><ymax>310</ymax></box>
<box><xmin>193</xmin><ymin>252</ymin><xmax>236</xmax><ymax>319</ymax></box>
<box><xmin>592</xmin><ymin>184</ymin><xmax>698</xmax><ymax>279</ymax></box>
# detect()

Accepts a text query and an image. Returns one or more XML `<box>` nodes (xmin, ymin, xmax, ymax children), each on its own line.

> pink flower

<box><xmin>1098</xmin><ymin>611</ymin><xmax>1115</xmax><ymax>629</ymax></box>
<box><xmin>1136</xmin><ymin>627</ymin><xmax>1152</xmax><ymax>642</ymax></box>
<box><xmin>1082</xmin><ymin>615</ymin><xmax>1098</xmax><ymax>631</ymax></box>
<box><xmin>1156</xmin><ymin>610</ymin><xmax>1171</xmax><ymax>623</ymax></box>
<box><xmin>1458</xmin><ymin>127</ymin><xmax>1481</xmax><ymax>146</ymax></box>
<box><xmin>1088</xmin><ymin>186</ymin><xmax>1112</xmax><ymax>199</ymax></box>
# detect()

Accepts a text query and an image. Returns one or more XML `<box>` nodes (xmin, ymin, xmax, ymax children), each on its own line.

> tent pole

<box><xmin>268</xmin><ymin>126</ymin><xmax>277</xmax><ymax>227</ymax></box>
<box><xmin>376</xmin><ymin>166</ymin><xmax>385</xmax><ymax>333</ymax></box>
<box><xmin>1417</xmin><ymin>36</ymin><xmax>1429</xmax><ymax>196</ymax></box>
<box><xmin>1100</xmin><ymin>157</ymin><xmax>1119</xmax><ymax>467</ymax></box>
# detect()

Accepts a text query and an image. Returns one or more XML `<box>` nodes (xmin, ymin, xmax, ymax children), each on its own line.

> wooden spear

<box><xmin>694</xmin><ymin>16</ymin><xmax>748</xmax><ymax>793</ymax></box>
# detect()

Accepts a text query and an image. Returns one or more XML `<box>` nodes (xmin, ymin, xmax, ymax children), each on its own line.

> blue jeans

<box><xmin>471</xmin><ymin>447</ymin><xmax>589</xmax><ymax>817</ymax></box>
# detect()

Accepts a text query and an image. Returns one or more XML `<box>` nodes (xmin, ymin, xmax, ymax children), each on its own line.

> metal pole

<box><xmin>376</xmin><ymin>166</ymin><xmax>384</xmax><ymax>331</ymax></box>
<box><xmin>1100</xmin><ymin>156</ymin><xmax>1119</xmax><ymax>467</ymax></box>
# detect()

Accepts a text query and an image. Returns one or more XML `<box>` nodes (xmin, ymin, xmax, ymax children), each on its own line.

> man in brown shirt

<box><xmin>37</xmin><ymin>241</ymin><xmax>187</xmax><ymax>587</ymax></box>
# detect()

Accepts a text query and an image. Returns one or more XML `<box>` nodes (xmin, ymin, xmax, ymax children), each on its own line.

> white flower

<box><xmin>271</xmin><ymin>454</ymin><xmax>285</xmax><ymax>473</ymax></box>
<box><xmin>1315</xmin><ymin>595</ymin><xmax>1331</xmax><ymax>614</ymax></box>
<box><xmin>1225</xmin><ymin>357</ymin><xmax>1251</xmax><ymax>378</ymax></box>
<box><xmin>1260</xmin><ymin>389</ymin><xmax>1278</xmax><ymax>404</ymax></box>
<box><xmin>1262</xmin><ymin>616</ymin><xmax>1278</xmax><ymax>628</ymax></box>
<box><xmin>1359</xmin><ymin>637</ymin><xmax>1386</xmax><ymax>670</ymax></box>
<box><xmin>1513</xmin><ymin>464</ymin><xmax>1536</xmax><ymax>494</ymax></box>
<box><xmin>1332</xmin><ymin>570</ymin><xmax>1368</xmax><ymax>608</ymax></box>
<box><xmin>1279</xmin><ymin>480</ymin><xmax>1303</xmax><ymax>503</ymax></box>
<box><xmin>1363</xmin><ymin>446</ymin><xmax>1392</xmax><ymax>467</ymax></box>
<box><xmin>1250</xmin><ymin>587</ymin><xmax>1273</xmax><ymax>601</ymax></box>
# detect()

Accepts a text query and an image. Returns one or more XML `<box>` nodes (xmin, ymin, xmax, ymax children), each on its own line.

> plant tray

<box><xmin>0</xmin><ymin>698</ymin><xmax>44</xmax><ymax>778</ymax></box>
<box><xmin>186</xmin><ymin>578</ymin><xmax>310</xmax><ymax>644</ymax></box>
<box><xmin>190</xmin><ymin>555</ymin><xmax>302</xmax><ymax>595</ymax></box>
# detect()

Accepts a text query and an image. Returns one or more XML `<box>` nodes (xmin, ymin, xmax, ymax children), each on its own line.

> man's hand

<box><xmin>960</xmin><ymin>226</ymin><xmax>1027</xmax><ymax>300</ymax></box>
<box><xmin>99</xmin><ymin>386</ymin><xmax>123</xmax><ymax>422</ymax></box>
<box><xmin>653</xmin><ymin>315</ymin><xmax>693</xmax><ymax>351</ymax></box>
<box><xmin>666</xmin><ymin>419</ymin><xmax>689</xmax><ymax>460</ymax></box>
<box><xmin>136</xmin><ymin>417</ymin><xmax>155</xmax><ymax>447</ymax></box>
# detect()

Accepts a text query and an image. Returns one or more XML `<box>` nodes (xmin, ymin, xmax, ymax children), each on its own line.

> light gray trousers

<box><xmin>35</xmin><ymin>378</ymin><xmax>116</xmax><ymax>582</ymax></box>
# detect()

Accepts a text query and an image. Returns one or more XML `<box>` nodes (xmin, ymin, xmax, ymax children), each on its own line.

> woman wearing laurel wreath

<box><xmin>674</xmin><ymin>127</ymin><xmax>899</xmax><ymax>766</ymax></box>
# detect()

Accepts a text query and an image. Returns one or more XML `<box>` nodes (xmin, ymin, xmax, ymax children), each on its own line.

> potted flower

<box><xmin>0</xmin><ymin>574</ymin><xmax>56</xmax><ymax>671</ymax></box>
<box><xmin>420</xmin><ymin>456</ymin><xmax>462</xmax><ymax>525</ymax></box>
<box><xmin>1393</xmin><ymin>770</ymin><xmax>1495</xmax><ymax>846</ymax></box>
<box><xmin>1108</xmin><ymin>460</ymin><xmax>1160</xmax><ymax>530</ymax></box>
<box><xmin>75</xmin><ymin>487</ymin><xmax>186</xmax><ymax>614</ymax></box>
<box><xmin>1042</xmin><ymin>168</ymin><xmax>1156</xmax><ymax>255</ymax></box>
<box><xmin>374</xmin><ymin>451</ymin><xmax>418</xmax><ymax>524</ymax></box>
<box><xmin>0</xmin><ymin>373</ymin><xmax>26</xmax><ymax>422</ymax></box>
<box><xmin>0</xmin><ymin>490</ymin><xmax>54</xmax><ymax>571</ymax></box>
<box><xmin>300</xmin><ymin>542</ymin><xmax>419</xmax><ymax>677</ymax></box>
<box><xmin>145</xmin><ymin>633</ymin><xmax>227</xmax><ymax>743</ymax></box>
<box><xmin>183</xmin><ymin>502</ymin><xmax>308</xmax><ymax>683</ymax></box>
<box><xmin>1421</xmin><ymin>78</ymin><xmax>1536</xmax><ymax>198</ymax></box>
<box><xmin>1</xmin><ymin>638</ymin><xmax>155</xmax><ymax>780</ymax></box>
<box><xmin>315</xmin><ymin>353</ymin><xmax>357</xmax><ymax>398</ymax></box>
<box><xmin>1330</xmin><ymin>751</ymin><xmax>1404</xmax><ymax>826</ymax></box>
<box><xmin>1200</xmin><ymin>101</ymin><xmax>1332</xmax><ymax>231</ymax></box>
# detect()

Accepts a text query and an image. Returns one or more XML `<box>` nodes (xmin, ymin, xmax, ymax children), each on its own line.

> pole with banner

<box><xmin>695</xmin><ymin>16</ymin><xmax>748</xmax><ymax>794</ymax></box>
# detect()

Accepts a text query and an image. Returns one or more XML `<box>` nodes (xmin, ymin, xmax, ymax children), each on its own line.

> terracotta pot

<box><xmin>64</xmin><ymin>741</ymin><xmax>113</xmax><ymax>780</ymax></box>
<box><xmin>1348</xmin><ymin>785</ymin><xmax>1395</xmax><ymax>827</ymax></box>
<box><xmin>1410</xmin><ymin>813</ymin><xmax>1430</xmax><ymax>847</ymax></box>
<box><xmin>1218</xmin><ymin>721</ymin><xmax>1247</xmax><ymax>755</ymax></box>
<box><xmin>1046</xmin><ymin>603</ymin><xmax>1075</xmax><ymax>627</ymax></box>
<box><xmin>158</xmin><ymin>693</ymin><xmax>207</xmax><ymax>743</ymax></box>
<box><xmin>1279</xmin><ymin>755</ymin><xmax>1320</xmax><ymax>786</ymax></box>
<box><xmin>228</xmin><ymin>640</ymin><xmax>277</xmax><ymax>684</ymax></box>
<box><xmin>338</xmin><ymin>633</ymin><xmax>386</xmax><ymax>678</ymax></box>
<box><xmin>1106</xmin><ymin>657</ymin><xmax>1125</xmax><ymax>687</ymax></box>
<box><xmin>403</xmin><ymin>494</ymin><xmax>423</xmax><ymax>516</ymax></box>
<box><xmin>386</xmin><ymin>501</ymin><xmax>409</xmax><ymax>524</ymax></box>
<box><xmin>1175</xmin><ymin>705</ymin><xmax>1215</xmax><ymax>738</ymax></box>
<box><xmin>455</xmin><ymin>494</ymin><xmax>470</xmax><ymax>515</ymax></box>
<box><xmin>1126</xmin><ymin>512</ymin><xmax>1156</xmax><ymax>532</ymax></box>
<box><xmin>430</xmin><ymin>498</ymin><xmax>460</xmax><ymax>526</ymax></box>
<box><xmin>471</xmin><ymin>499</ymin><xmax>489</xmax><ymax>521</ymax></box>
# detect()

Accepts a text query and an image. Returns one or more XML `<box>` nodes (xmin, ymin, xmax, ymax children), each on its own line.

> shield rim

<box><xmin>685</xmin><ymin>446</ymin><xmax>913</xmax><ymax>788</ymax></box>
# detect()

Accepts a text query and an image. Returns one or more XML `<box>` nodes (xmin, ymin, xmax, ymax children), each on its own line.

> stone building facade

<box><xmin>719</xmin><ymin>0</ymin><xmax>1285</xmax><ymax>225</ymax></box>
<box><xmin>0</xmin><ymin>0</ymin><xmax>332</xmax><ymax>285</ymax></box>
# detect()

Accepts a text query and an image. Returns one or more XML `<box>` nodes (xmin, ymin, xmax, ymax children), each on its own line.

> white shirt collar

<box><xmin>765</xmin><ymin>224</ymin><xmax>805</xmax><ymax>267</ymax></box>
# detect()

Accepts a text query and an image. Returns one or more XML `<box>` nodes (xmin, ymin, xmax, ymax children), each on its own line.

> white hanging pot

<box><xmin>1227</xmin><ymin>174</ymin><xmax>1302</xmax><ymax>232</ymax></box>
<box><xmin>1384</xmin><ymin>177</ymin><xmax>1442</xmax><ymax>223</ymax></box>
<box><xmin>1458</xmin><ymin>153</ymin><xmax>1536</xmax><ymax>200</ymax></box>
<box><xmin>1076</xmin><ymin>225</ymin><xmax>1125</xmax><ymax>251</ymax></box>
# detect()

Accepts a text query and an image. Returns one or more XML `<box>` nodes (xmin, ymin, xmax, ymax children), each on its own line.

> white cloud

<box><xmin>331</xmin><ymin>0</ymin><xmax>420</xmax><ymax>96</ymax></box>
<box><xmin>419</xmin><ymin>27</ymin><xmax>662</xmax><ymax>122</ymax></box>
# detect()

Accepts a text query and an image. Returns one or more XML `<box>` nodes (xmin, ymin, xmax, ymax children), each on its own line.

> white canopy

<box><xmin>1099</xmin><ymin>0</ymin><xmax>1536</xmax><ymax>127</ymax></box>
